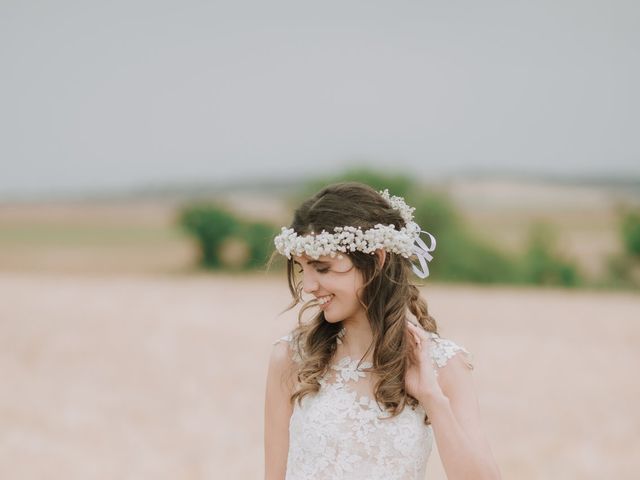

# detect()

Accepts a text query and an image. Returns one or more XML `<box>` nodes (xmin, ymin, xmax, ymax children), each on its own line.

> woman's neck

<box><xmin>338</xmin><ymin>319</ymin><xmax>374</xmax><ymax>359</ymax></box>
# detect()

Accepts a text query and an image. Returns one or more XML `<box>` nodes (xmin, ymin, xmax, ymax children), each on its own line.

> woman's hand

<box><xmin>404</xmin><ymin>320</ymin><xmax>443</xmax><ymax>401</ymax></box>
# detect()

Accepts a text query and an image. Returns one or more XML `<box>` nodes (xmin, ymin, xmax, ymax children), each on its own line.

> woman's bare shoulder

<box><xmin>271</xmin><ymin>331</ymin><xmax>302</xmax><ymax>365</ymax></box>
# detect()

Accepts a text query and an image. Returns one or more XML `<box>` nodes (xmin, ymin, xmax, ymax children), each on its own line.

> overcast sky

<box><xmin>1</xmin><ymin>0</ymin><xmax>638</xmax><ymax>198</ymax></box>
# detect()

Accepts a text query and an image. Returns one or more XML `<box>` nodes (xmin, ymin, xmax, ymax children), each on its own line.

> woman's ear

<box><xmin>375</xmin><ymin>249</ymin><xmax>386</xmax><ymax>269</ymax></box>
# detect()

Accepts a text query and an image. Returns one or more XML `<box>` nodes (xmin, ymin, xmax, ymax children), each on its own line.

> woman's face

<box><xmin>292</xmin><ymin>253</ymin><xmax>366</xmax><ymax>324</ymax></box>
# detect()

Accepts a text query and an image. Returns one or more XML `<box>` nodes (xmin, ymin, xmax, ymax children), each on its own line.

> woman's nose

<box><xmin>302</xmin><ymin>272</ymin><xmax>319</xmax><ymax>294</ymax></box>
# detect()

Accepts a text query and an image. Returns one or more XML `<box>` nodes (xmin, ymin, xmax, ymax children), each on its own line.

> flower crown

<box><xmin>273</xmin><ymin>189</ymin><xmax>437</xmax><ymax>278</ymax></box>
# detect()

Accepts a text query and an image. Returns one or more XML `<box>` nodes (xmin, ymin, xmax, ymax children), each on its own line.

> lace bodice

<box><xmin>272</xmin><ymin>327</ymin><xmax>474</xmax><ymax>480</ymax></box>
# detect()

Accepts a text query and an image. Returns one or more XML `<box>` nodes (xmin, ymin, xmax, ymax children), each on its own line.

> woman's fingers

<box><xmin>405</xmin><ymin>333</ymin><xmax>420</xmax><ymax>365</ymax></box>
<box><xmin>404</xmin><ymin>329</ymin><xmax>421</xmax><ymax>365</ymax></box>
<box><xmin>405</xmin><ymin>323</ymin><xmax>420</xmax><ymax>343</ymax></box>
<box><xmin>406</xmin><ymin>320</ymin><xmax>429</xmax><ymax>341</ymax></box>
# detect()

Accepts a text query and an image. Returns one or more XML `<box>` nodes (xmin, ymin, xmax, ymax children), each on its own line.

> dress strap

<box><xmin>428</xmin><ymin>332</ymin><xmax>474</xmax><ymax>375</ymax></box>
<box><xmin>273</xmin><ymin>333</ymin><xmax>293</xmax><ymax>345</ymax></box>
<box><xmin>273</xmin><ymin>333</ymin><xmax>302</xmax><ymax>364</ymax></box>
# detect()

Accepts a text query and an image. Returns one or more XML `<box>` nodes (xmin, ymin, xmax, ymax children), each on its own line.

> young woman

<box><xmin>264</xmin><ymin>182</ymin><xmax>501</xmax><ymax>480</ymax></box>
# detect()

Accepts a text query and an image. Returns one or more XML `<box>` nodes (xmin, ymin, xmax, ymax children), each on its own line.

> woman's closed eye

<box><xmin>296</xmin><ymin>267</ymin><xmax>329</xmax><ymax>274</ymax></box>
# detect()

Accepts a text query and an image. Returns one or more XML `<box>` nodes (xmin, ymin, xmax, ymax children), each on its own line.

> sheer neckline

<box><xmin>329</xmin><ymin>354</ymin><xmax>374</xmax><ymax>371</ymax></box>
<box><xmin>334</xmin><ymin>326</ymin><xmax>374</xmax><ymax>368</ymax></box>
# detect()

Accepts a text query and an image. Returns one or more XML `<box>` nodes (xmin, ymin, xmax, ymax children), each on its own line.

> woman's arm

<box><xmin>419</xmin><ymin>353</ymin><xmax>502</xmax><ymax>480</ymax></box>
<box><xmin>264</xmin><ymin>340</ymin><xmax>295</xmax><ymax>480</ymax></box>
<box><xmin>405</xmin><ymin>321</ymin><xmax>501</xmax><ymax>480</ymax></box>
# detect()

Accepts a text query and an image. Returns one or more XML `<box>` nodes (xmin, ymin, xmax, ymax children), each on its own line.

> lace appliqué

<box><xmin>272</xmin><ymin>329</ymin><xmax>473</xmax><ymax>480</ymax></box>
<box><xmin>332</xmin><ymin>356</ymin><xmax>371</xmax><ymax>383</ymax></box>
<box><xmin>274</xmin><ymin>332</ymin><xmax>303</xmax><ymax>364</ymax></box>
<box><xmin>426</xmin><ymin>331</ymin><xmax>474</xmax><ymax>377</ymax></box>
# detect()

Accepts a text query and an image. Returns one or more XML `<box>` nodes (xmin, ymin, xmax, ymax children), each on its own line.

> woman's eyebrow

<box><xmin>294</xmin><ymin>259</ymin><xmax>329</xmax><ymax>266</ymax></box>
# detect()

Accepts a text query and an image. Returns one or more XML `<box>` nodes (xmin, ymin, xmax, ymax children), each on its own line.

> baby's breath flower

<box><xmin>273</xmin><ymin>189</ymin><xmax>436</xmax><ymax>278</ymax></box>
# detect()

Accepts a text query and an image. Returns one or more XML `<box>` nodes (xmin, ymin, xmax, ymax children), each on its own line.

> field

<box><xmin>1</xmin><ymin>272</ymin><xmax>638</xmax><ymax>479</ymax></box>
<box><xmin>0</xmin><ymin>179</ymin><xmax>638</xmax><ymax>479</ymax></box>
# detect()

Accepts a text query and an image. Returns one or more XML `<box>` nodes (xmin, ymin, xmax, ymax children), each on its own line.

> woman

<box><xmin>264</xmin><ymin>182</ymin><xmax>501</xmax><ymax>480</ymax></box>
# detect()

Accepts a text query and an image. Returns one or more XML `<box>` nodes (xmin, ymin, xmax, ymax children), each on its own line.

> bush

<box><xmin>178</xmin><ymin>203</ymin><xmax>280</xmax><ymax>271</ymax></box>
<box><xmin>621</xmin><ymin>208</ymin><xmax>640</xmax><ymax>258</ymax></box>
<box><xmin>241</xmin><ymin>221</ymin><xmax>281</xmax><ymax>269</ymax></box>
<box><xmin>602</xmin><ymin>206</ymin><xmax>640</xmax><ymax>288</ymax></box>
<box><xmin>303</xmin><ymin>167</ymin><xmax>523</xmax><ymax>284</ymax></box>
<box><xmin>301</xmin><ymin>166</ymin><xmax>415</xmax><ymax>202</ymax></box>
<box><xmin>430</xmin><ymin>228</ymin><xmax>521</xmax><ymax>283</ymax></box>
<box><xmin>519</xmin><ymin>221</ymin><xmax>581</xmax><ymax>287</ymax></box>
<box><xmin>178</xmin><ymin>203</ymin><xmax>240</xmax><ymax>268</ymax></box>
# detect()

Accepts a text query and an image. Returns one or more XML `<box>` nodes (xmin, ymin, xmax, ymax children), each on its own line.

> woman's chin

<box><xmin>323</xmin><ymin>312</ymin><xmax>340</xmax><ymax>323</ymax></box>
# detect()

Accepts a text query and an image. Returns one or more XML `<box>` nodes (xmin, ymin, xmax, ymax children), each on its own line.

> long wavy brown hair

<box><xmin>269</xmin><ymin>181</ymin><xmax>439</xmax><ymax>425</ymax></box>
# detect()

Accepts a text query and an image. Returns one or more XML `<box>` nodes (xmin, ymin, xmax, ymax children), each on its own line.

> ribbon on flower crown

<box><xmin>410</xmin><ymin>229</ymin><xmax>436</xmax><ymax>279</ymax></box>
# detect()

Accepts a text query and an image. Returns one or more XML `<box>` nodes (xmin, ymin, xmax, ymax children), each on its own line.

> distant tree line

<box><xmin>177</xmin><ymin>167</ymin><xmax>640</xmax><ymax>289</ymax></box>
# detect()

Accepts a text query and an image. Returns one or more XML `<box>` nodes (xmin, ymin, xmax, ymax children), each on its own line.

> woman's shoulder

<box><xmin>272</xmin><ymin>330</ymin><xmax>303</xmax><ymax>364</ymax></box>
<box><xmin>272</xmin><ymin>327</ymin><xmax>474</xmax><ymax>370</ymax></box>
<box><xmin>272</xmin><ymin>332</ymin><xmax>293</xmax><ymax>345</ymax></box>
<box><xmin>427</xmin><ymin>331</ymin><xmax>474</xmax><ymax>370</ymax></box>
<box><xmin>272</xmin><ymin>330</ymin><xmax>297</xmax><ymax>347</ymax></box>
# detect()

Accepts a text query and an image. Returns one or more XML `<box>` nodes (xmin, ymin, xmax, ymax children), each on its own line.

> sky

<box><xmin>1</xmin><ymin>0</ymin><xmax>638</xmax><ymax>198</ymax></box>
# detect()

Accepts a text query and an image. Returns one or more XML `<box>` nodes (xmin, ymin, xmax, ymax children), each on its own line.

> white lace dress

<box><xmin>273</xmin><ymin>328</ymin><xmax>474</xmax><ymax>480</ymax></box>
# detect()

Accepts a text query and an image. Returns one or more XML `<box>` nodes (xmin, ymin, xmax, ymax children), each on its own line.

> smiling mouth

<box><xmin>318</xmin><ymin>294</ymin><xmax>334</xmax><ymax>306</ymax></box>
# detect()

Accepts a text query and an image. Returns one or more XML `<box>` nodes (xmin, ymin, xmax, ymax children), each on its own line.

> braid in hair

<box><xmin>407</xmin><ymin>284</ymin><xmax>438</xmax><ymax>333</ymax></box>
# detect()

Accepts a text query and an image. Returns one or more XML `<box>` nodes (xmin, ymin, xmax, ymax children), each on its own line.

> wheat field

<box><xmin>1</xmin><ymin>182</ymin><xmax>638</xmax><ymax>478</ymax></box>
<box><xmin>1</xmin><ymin>271</ymin><xmax>638</xmax><ymax>479</ymax></box>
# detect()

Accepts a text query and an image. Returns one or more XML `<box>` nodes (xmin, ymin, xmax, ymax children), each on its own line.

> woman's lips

<box><xmin>318</xmin><ymin>294</ymin><xmax>334</xmax><ymax>308</ymax></box>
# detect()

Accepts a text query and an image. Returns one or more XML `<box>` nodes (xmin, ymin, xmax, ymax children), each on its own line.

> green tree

<box><xmin>178</xmin><ymin>203</ymin><xmax>239</xmax><ymax>268</ymax></box>
<box><xmin>300</xmin><ymin>165</ymin><xmax>415</xmax><ymax>204</ymax></box>
<box><xmin>301</xmin><ymin>167</ymin><xmax>522</xmax><ymax>284</ymax></box>
<box><xmin>520</xmin><ymin>221</ymin><xmax>581</xmax><ymax>287</ymax></box>
<box><xmin>604</xmin><ymin>206</ymin><xmax>640</xmax><ymax>288</ymax></box>
<box><xmin>242</xmin><ymin>221</ymin><xmax>281</xmax><ymax>269</ymax></box>
<box><xmin>621</xmin><ymin>208</ymin><xmax>640</xmax><ymax>258</ymax></box>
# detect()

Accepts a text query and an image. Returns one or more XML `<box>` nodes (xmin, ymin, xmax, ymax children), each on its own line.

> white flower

<box><xmin>273</xmin><ymin>188</ymin><xmax>437</xmax><ymax>278</ymax></box>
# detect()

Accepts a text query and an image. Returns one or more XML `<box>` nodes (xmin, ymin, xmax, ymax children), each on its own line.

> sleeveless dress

<box><xmin>272</xmin><ymin>327</ymin><xmax>474</xmax><ymax>480</ymax></box>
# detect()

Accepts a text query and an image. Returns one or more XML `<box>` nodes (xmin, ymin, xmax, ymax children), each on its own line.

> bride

<box><xmin>264</xmin><ymin>182</ymin><xmax>502</xmax><ymax>480</ymax></box>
